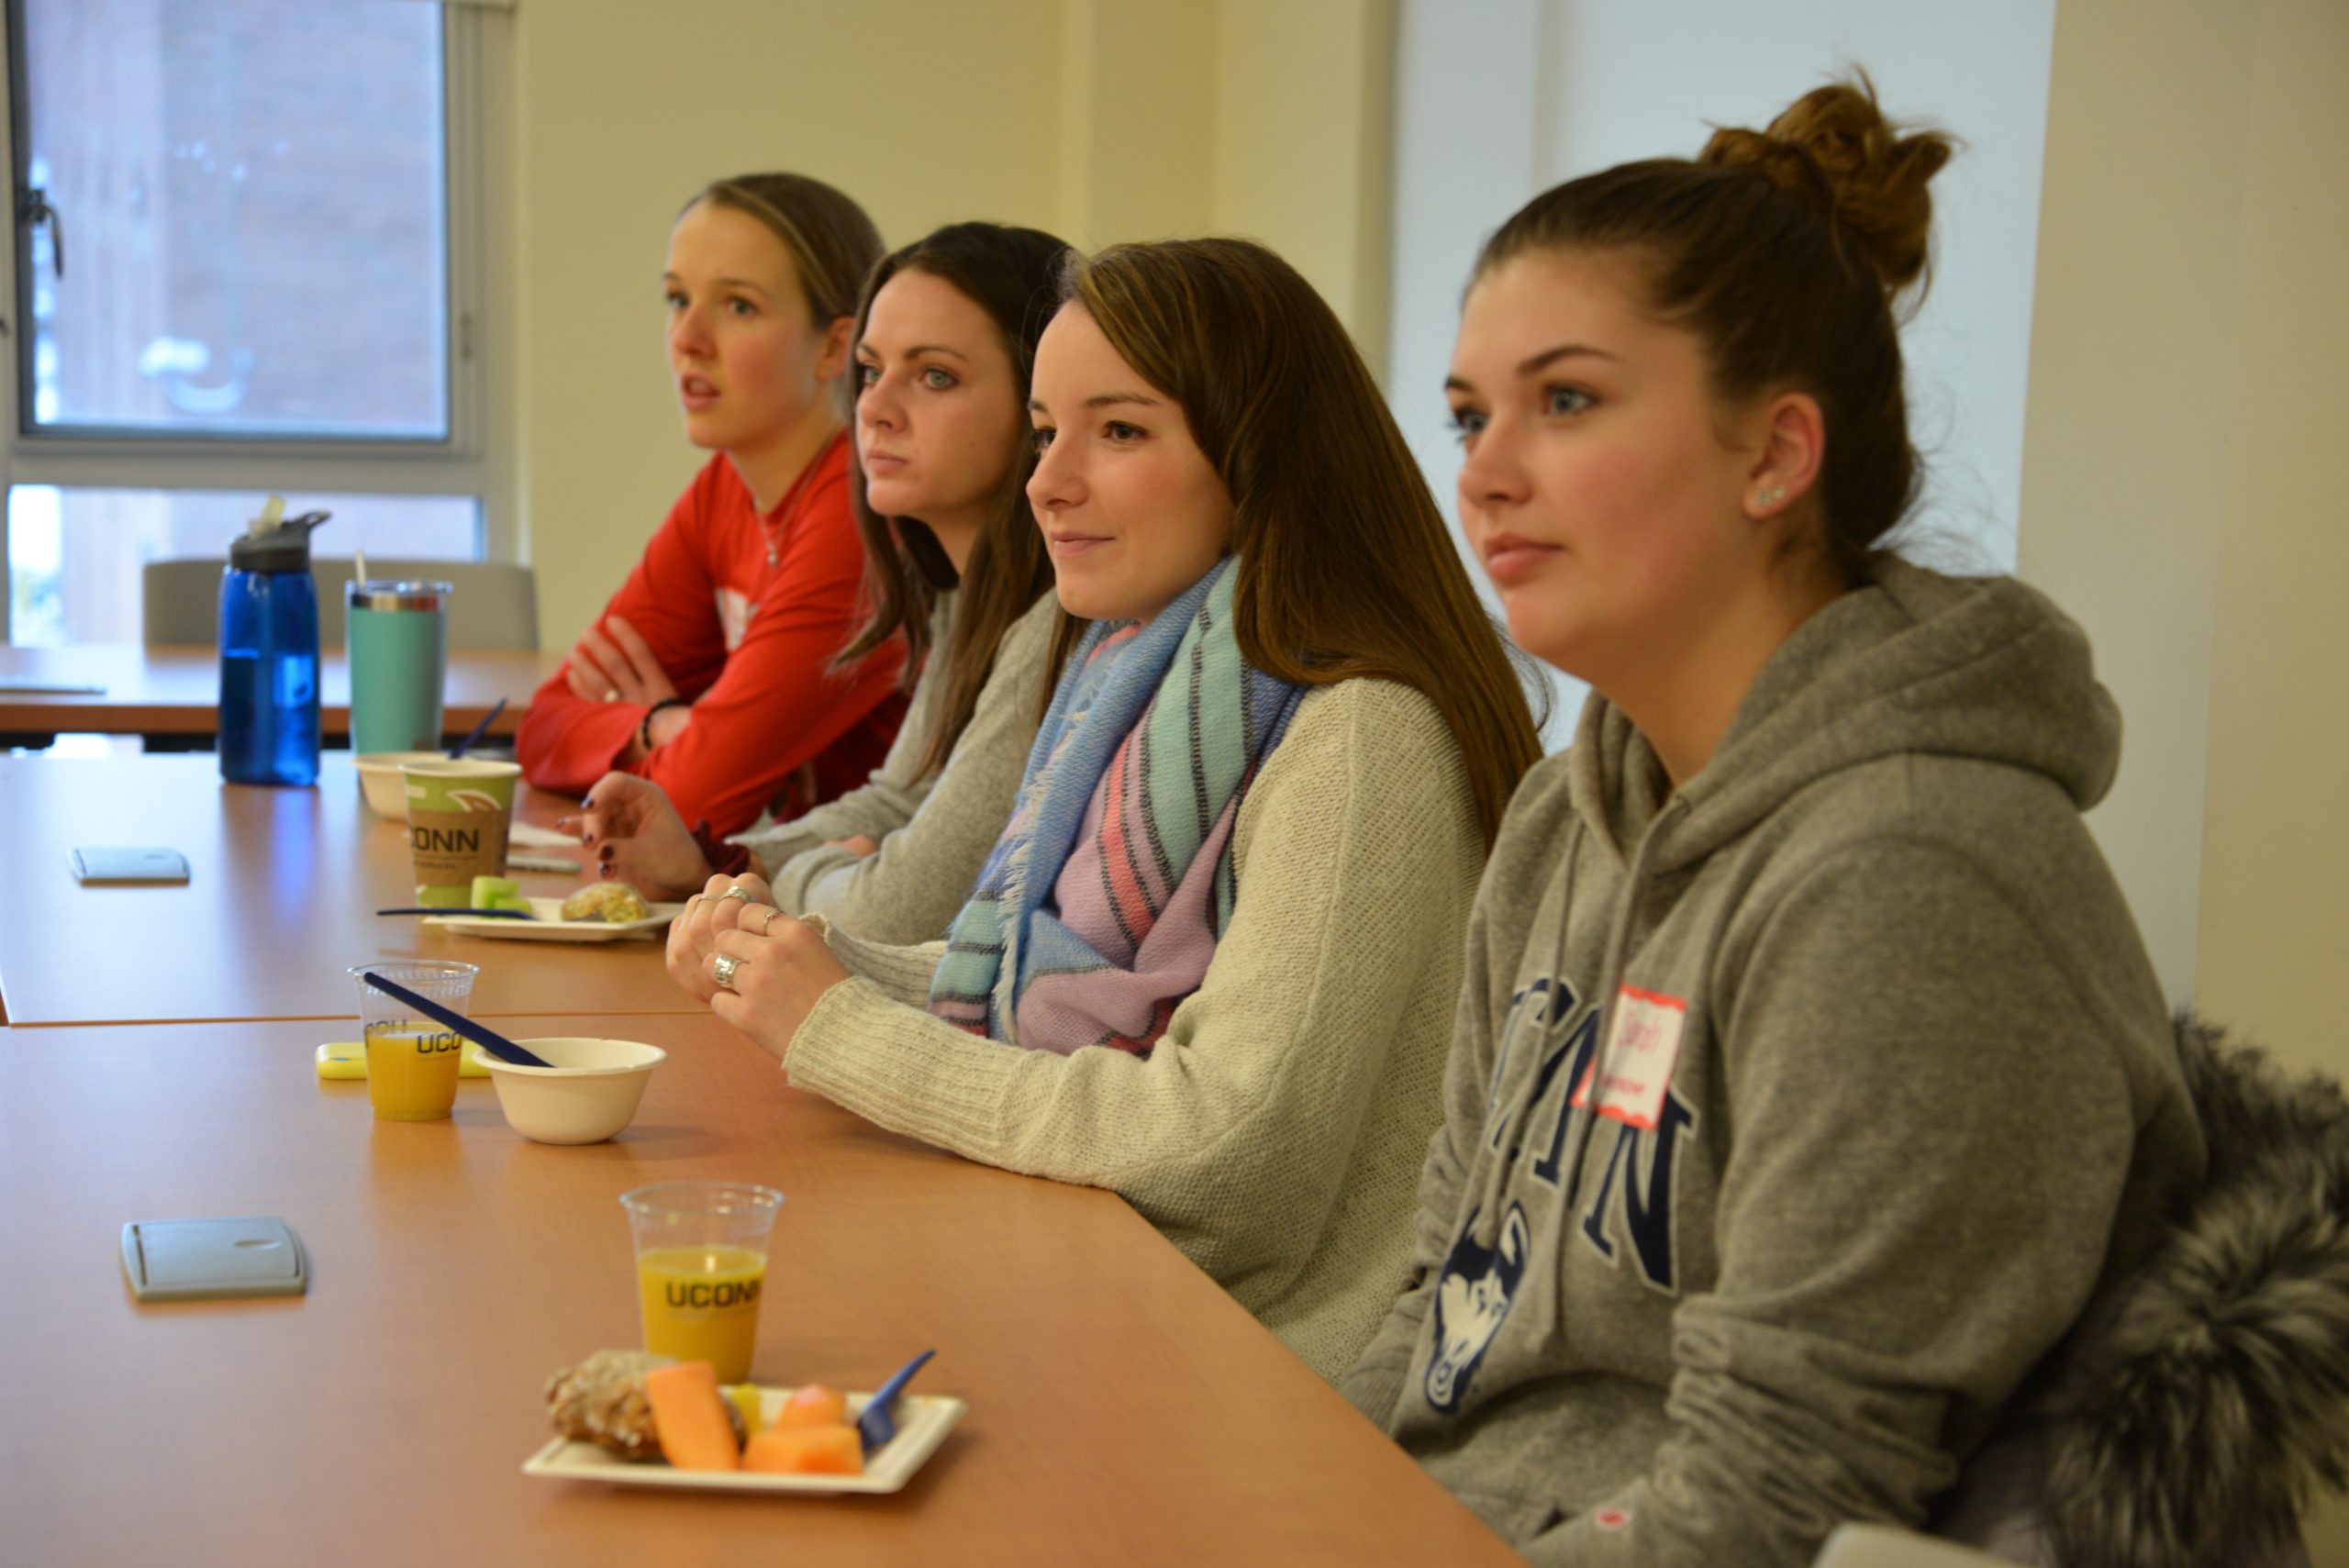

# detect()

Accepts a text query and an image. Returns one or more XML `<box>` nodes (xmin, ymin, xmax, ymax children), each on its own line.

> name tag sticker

<box><xmin>1571</xmin><ymin>985</ymin><xmax>1687</xmax><ymax>1131</ymax></box>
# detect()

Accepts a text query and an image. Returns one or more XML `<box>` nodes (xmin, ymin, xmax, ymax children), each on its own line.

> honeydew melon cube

<box><xmin>470</xmin><ymin>874</ymin><xmax>520</xmax><ymax>907</ymax></box>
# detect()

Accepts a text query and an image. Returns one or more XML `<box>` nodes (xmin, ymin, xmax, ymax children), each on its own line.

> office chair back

<box><xmin>142</xmin><ymin>557</ymin><xmax>540</xmax><ymax>651</ymax></box>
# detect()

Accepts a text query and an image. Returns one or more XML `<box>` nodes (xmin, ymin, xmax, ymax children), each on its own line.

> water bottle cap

<box><xmin>228</xmin><ymin>507</ymin><xmax>330</xmax><ymax>574</ymax></box>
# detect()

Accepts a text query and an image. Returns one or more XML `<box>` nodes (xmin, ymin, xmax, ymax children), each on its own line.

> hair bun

<box><xmin>1700</xmin><ymin>75</ymin><xmax>1954</xmax><ymax>298</ymax></box>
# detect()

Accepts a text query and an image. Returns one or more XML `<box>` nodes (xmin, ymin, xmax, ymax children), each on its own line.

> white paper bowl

<box><xmin>354</xmin><ymin>751</ymin><xmax>448</xmax><ymax>818</ymax></box>
<box><xmin>479</xmin><ymin>1037</ymin><xmax>666</xmax><ymax>1144</ymax></box>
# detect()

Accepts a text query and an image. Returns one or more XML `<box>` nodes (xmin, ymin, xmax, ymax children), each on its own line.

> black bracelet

<box><xmin>639</xmin><ymin>696</ymin><xmax>690</xmax><ymax>752</ymax></box>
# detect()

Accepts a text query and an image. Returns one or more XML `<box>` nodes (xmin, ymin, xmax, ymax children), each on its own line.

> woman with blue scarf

<box><xmin>668</xmin><ymin>238</ymin><xmax>1542</xmax><ymax>1383</ymax></box>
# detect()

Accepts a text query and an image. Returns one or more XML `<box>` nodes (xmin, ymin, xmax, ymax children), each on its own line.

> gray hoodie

<box><xmin>1342</xmin><ymin>559</ymin><xmax>2206</xmax><ymax>1567</ymax></box>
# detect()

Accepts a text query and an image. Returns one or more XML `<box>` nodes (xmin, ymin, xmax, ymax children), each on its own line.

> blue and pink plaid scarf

<box><xmin>927</xmin><ymin>559</ymin><xmax>1306</xmax><ymax>1056</ymax></box>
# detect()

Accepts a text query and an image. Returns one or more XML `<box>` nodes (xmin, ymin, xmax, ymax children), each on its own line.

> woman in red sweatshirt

<box><xmin>516</xmin><ymin>172</ymin><xmax>903</xmax><ymax>838</ymax></box>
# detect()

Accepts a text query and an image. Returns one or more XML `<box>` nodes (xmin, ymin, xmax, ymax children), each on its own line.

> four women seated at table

<box><xmin>573</xmin><ymin>75</ymin><xmax>2230</xmax><ymax>1568</ymax></box>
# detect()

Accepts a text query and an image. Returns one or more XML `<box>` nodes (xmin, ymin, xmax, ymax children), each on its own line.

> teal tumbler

<box><xmin>347</xmin><ymin>580</ymin><xmax>451</xmax><ymax>753</ymax></box>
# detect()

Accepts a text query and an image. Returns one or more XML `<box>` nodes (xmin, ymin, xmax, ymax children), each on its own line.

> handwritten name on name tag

<box><xmin>1571</xmin><ymin>985</ymin><xmax>1687</xmax><ymax>1131</ymax></box>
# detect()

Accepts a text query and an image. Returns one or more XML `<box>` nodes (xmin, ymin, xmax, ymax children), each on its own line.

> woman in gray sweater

<box><xmin>1341</xmin><ymin>80</ymin><xmax>2204</xmax><ymax>1565</ymax></box>
<box><xmin>567</xmin><ymin>224</ymin><xmax>1070</xmax><ymax>945</ymax></box>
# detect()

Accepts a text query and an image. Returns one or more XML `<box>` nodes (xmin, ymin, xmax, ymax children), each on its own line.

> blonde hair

<box><xmin>685</xmin><ymin>172</ymin><xmax>885</xmax><ymax>416</ymax></box>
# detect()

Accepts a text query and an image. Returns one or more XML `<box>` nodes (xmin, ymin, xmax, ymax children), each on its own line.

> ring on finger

<box><xmin>748</xmin><ymin>904</ymin><xmax>778</xmax><ymax>935</ymax></box>
<box><xmin>718</xmin><ymin>885</ymin><xmax>761</xmax><ymax>907</ymax></box>
<box><xmin>712</xmin><ymin>952</ymin><xmax>742</xmax><ymax>992</ymax></box>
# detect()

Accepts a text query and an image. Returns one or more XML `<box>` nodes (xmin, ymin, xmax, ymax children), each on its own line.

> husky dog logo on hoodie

<box><xmin>1424</xmin><ymin>1203</ymin><xmax>1531</xmax><ymax>1412</ymax></box>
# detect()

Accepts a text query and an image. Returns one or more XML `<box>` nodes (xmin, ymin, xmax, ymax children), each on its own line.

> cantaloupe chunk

<box><xmin>642</xmin><ymin>1360</ymin><xmax>740</xmax><ymax>1472</ymax></box>
<box><xmin>742</xmin><ymin>1423</ymin><xmax>862</xmax><ymax>1475</ymax></box>
<box><xmin>771</xmin><ymin>1383</ymin><xmax>848</xmax><ymax>1430</ymax></box>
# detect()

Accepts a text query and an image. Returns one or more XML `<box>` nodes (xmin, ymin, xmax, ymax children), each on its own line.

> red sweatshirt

<box><xmin>517</xmin><ymin>438</ymin><xmax>906</xmax><ymax>836</ymax></box>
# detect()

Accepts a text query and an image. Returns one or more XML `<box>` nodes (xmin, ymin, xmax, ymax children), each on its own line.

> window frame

<box><xmin>0</xmin><ymin>0</ymin><xmax>500</xmax><ymax>642</ymax></box>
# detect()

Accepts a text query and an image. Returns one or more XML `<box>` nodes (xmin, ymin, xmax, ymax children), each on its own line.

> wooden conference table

<box><xmin>0</xmin><ymin>753</ymin><xmax>677</xmax><ymax>1027</ymax></box>
<box><xmin>0</xmin><ymin>755</ymin><xmax>1522</xmax><ymax>1565</ymax></box>
<box><xmin>0</xmin><ymin>642</ymin><xmax>555</xmax><ymax>740</ymax></box>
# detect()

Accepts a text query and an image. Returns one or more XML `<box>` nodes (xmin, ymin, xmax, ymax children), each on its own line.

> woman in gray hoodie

<box><xmin>1341</xmin><ymin>78</ymin><xmax>2207</xmax><ymax>1565</ymax></box>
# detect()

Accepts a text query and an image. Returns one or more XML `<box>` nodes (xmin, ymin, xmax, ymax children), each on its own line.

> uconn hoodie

<box><xmin>1341</xmin><ymin>558</ymin><xmax>2205</xmax><ymax>1567</ymax></box>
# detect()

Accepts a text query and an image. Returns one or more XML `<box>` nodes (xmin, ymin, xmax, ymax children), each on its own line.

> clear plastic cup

<box><xmin>620</xmin><ymin>1183</ymin><xmax>784</xmax><ymax>1383</ymax></box>
<box><xmin>348</xmin><ymin>961</ymin><xmax>480</xmax><ymax>1121</ymax></box>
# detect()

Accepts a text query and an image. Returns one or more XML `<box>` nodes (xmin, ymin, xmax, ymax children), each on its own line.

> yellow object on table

<box><xmin>316</xmin><ymin>1041</ymin><xmax>493</xmax><ymax>1079</ymax></box>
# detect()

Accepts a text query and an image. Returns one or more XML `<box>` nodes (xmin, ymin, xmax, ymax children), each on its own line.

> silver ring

<box><xmin>712</xmin><ymin>952</ymin><xmax>742</xmax><ymax>992</ymax></box>
<box><xmin>718</xmin><ymin>885</ymin><xmax>758</xmax><ymax>906</ymax></box>
<box><xmin>748</xmin><ymin>905</ymin><xmax>777</xmax><ymax>935</ymax></box>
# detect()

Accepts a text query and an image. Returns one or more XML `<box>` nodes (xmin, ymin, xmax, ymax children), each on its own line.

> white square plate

<box><xmin>425</xmin><ymin>896</ymin><xmax>684</xmax><ymax>943</ymax></box>
<box><xmin>522</xmin><ymin>1387</ymin><xmax>966</xmax><ymax>1496</ymax></box>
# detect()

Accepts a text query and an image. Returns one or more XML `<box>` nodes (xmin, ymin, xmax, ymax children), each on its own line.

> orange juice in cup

<box><xmin>620</xmin><ymin>1184</ymin><xmax>783</xmax><ymax>1385</ymax></box>
<box><xmin>349</xmin><ymin>961</ymin><xmax>480</xmax><ymax>1123</ymax></box>
<box><xmin>636</xmin><ymin>1244</ymin><xmax>768</xmax><ymax>1380</ymax></box>
<box><xmin>362</xmin><ymin>1023</ymin><xmax>467</xmax><ymax>1120</ymax></box>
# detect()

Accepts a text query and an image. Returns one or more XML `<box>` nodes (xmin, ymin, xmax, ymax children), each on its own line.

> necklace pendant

<box><xmin>766</xmin><ymin>543</ymin><xmax>778</xmax><ymax>568</ymax></box>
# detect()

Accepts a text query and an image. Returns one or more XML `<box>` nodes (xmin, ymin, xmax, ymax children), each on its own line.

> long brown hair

<box><xmin>1055</xmin><ymin>238</ymin><xmax>1542</xmax><ymax>845</ymax></box>
<box><xmin>1475</xmin><ymin>75</ymin><xmax>1954</xmax><ymax>580</ymax></box>
<box><xmin>685</xmin><ymin>172</ymin><xmax>885</xmax><ymax>420</ymax></box>
<box><xmin>836</xmin><ymin>223</ymin><xmax>1072</xmax><ymax>774</ymax></box>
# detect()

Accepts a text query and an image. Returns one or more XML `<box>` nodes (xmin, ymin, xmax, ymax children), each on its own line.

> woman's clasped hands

<box><xmin>666</xmin><ymin>872</ymin><xmax>851</xmax><ymax>1060</ymax></box>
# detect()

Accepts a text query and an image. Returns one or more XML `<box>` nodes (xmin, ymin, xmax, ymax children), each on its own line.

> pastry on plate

<box><xmin>560</xmin><ymin>881</ymin><xmax>652</xmax><ymax>924</ymax></box>
<box><xmin>545</xmin><ymin>1349</ymin><xmax>747</xmax><ymax>1462</ymax></box>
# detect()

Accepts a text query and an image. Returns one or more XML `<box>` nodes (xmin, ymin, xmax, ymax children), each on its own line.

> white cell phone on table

<box><xmin>70</xmin><ymin>847</ymin><xmax>192</xmax><ymax>884</ymax></box>
<box><xmin>0</xmin><ymin>677</ymin><xmax>105</xmax><ymax>695</ymax></box>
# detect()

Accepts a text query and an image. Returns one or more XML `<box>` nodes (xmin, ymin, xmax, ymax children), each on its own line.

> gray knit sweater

<box><xmin>787</xmin><ymin>677</ymin><xmax>1483</xmax><ymax>1384</ymax></box>
<box><xmin>731</xmin><ymin>592</ymin><xmax>1056</xmax><ymax>944</ymax></box>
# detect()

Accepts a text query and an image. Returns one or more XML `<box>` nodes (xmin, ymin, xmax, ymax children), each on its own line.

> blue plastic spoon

<box><xmin>355</xmin><ymin>969</ymin><xmax>551</xmax><ymax>1068</ymax></box>
<box><xmin>447</xmin><ymin>696</ymin><xmax>507</xmax><ymax>759</ymax></box>
<box><xmin>856</xmin><ymin>1349</ymin><xmax>936</xmax><ymax>1455</ymax></box>
<box><xmin>375</xmin><ymin>906</ymin><xmax>536</xmax><ymax>919</ymax></box>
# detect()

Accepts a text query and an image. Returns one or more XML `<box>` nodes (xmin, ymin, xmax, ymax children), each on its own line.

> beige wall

<box><xmin>2026</xmin><ymin>0</ymin><xmax>2349</xmax><ymax>1062</ymax></box>
<box><xmin>2190</xmin><ymin>3</ymin><xmax>2349</xmax><ymax>1549</ymax></box>
<box><xmin>2027</xmin><ymin>0</ymin><xmax>2349</xmax><ymax>1072</ymax></box>
<box><xmin>2015</xmin><ymin>0</ymin><xmax>2254</xmax><ymax>1006</ymax></box>
<box><xmin>2026</xmin><ymin>0</ymin><xmax>2349</xmax><ymax>1554</ymax></box>
<box><xmin>499</xmin><ymin>0</ymin><xmax>1395</xmax><ymax>647</ymax></box>
<box><xmin>2196</xmin><ymin>0</ymin><xmax>2349</xmax><ymax>1082</ymax></box>
<box><xmin>508</xmin><ymin>0</ymin><xmax>1060</xmax><ymax>647</ymax></box>
<box><xmin>1213</xmin><ymin>2</ymin><xmax>1395</xmax><ymax>383</ymax></box>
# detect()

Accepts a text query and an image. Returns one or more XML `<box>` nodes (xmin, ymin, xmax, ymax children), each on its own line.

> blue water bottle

<box><xmin>218</xmin><ymin>498</ymin><xmax>330</xmax><ymax>787</ymax></box>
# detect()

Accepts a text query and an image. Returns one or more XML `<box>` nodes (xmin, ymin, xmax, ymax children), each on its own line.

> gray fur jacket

<box><xmin>1936</xmin><ymin>1014</ymin><xmax>2349</xmax><ymax>1567</ymax></box>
